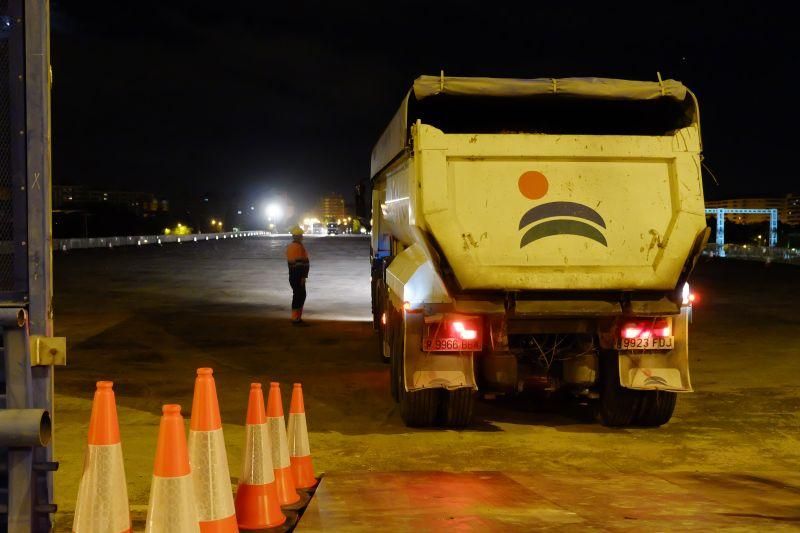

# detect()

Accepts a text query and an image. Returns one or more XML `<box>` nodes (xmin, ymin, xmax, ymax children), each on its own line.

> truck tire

<box><xmin>598</xmin><ymin>351</ymin><xmax>640</xmax><ymax>427</ymax></box>
<box><xmin>371</xmin><ymin>277</ymin><xmax>381</xmax><ymax>330</ymax></box>
<box><xmin>374</xmin><ymin>280</ymin><xmax>391</xmax><ymax>363</ymax></box>
<box><xmin>634</xmin><ymin>391</ymin><xmax>677</xmax><ymax>427</ymax></box>
<box><xmin>438</xmin><ymin>387</ymin><xmax>475</xmax><ymax>428</ymax></box>
<box><xmin>389</xmin><ymin>308</ymin><xmax>403</xmax><ymax>402</ymax></box>
<box><xmin>393</xmin><ymin>312</ymin><xmax>439</xmax><ymax>426</ymax></box>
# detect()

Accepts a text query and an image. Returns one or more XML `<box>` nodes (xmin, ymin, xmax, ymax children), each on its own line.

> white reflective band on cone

<box><xmin>73</xmin><ymin>444</ymin><xmax>130</xmax><ymax>533</ymax></box>
<box><xmin>287</xmin><ymin>413</ymin><xmax>311</xmax><ymax>457</ymax></box>
<box><xmin>144</xmin><ymin>474</ymin><xmax>200</xmax><ymax>533</ymax></box>
<box><xmin>267</xmin><ymin>417</ymin><xmax>291</xmax><ymax>469</ymax></box>
<box><xmin>188</xmin><ymin>428</ymin><xmax>235</xmax><ymax>521</ymax></box>
<box><xmin>241</xmin><ymin>423</ymin><xmax>275</xmax><ymax>485</ymax></box>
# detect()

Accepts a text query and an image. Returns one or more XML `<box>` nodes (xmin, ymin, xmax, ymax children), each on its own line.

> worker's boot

<box><xmin>292</xmin><ymin>308</ymin><xmax>306</xmax><ymax>326</ymax></box>
<box><xmin>291</xmin><ymin>309</ymin><xmax>303</xmax><ymax>325</ymax></box>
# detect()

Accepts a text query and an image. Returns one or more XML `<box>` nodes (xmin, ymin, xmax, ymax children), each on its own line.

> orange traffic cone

<box><xmin>235</xmin><ymin>384</ymin><xmax>286</xmax><ymax>530</ymax></box>
<box><xmin>73</xmin><ymin>381</ymin><xmax>131</xmax><ymax>533</ymax></box>
<box><xmin>189</xmin><ymin>368</ymin><xmax>238</xmax><ymax>532</ymax></box>
<box><xmin>287</xmin><ymin>383</ymin><xmax>317</xmax><ymax>489</ymax></box>
<box><xmin>145</xmin><ymin>404</ymin><xmax>200</xmax><ymax>533</ymax></box>
<box><xmin>266</xmin><ymin>382</ymin><xmax>300</xmax><ymax>506</ymax></box>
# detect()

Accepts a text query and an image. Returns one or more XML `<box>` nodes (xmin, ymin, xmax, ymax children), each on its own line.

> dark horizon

<box><xmin>50</xmin><ymin>2</ymin><xmax>798</xmax><ymax>209</ymax></box>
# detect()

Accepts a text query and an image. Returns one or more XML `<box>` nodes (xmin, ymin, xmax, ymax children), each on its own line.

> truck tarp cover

<box><xmin>371</xmin><ymin>75</ymin><xmax>693</xmax><ymax>178</ymax></box>
<box><xmin>412</xmin><ymin>76</ymin><xmax>688</xmax><ymax>101</ymax></box>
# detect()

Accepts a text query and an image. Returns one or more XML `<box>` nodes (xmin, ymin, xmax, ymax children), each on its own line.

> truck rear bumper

<box><xmin>403</xmin><ymin>313</ymin><xmax>477</xmax><ymax>392</ymax></box>
<box><xmin>617</xmin><ymin>307</ymin><xmax>693</xmax><ymax>392</ymax></box>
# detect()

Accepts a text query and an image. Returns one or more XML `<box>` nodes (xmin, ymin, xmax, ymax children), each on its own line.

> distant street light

<box><xmin>266</xmin><ymin>203</ymin><xmax>284</xmax><ymax>222</ymax></box>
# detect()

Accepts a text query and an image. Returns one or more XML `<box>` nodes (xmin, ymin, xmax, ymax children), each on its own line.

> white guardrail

<box><xmin>54</xmin><ymin>231</ymin><xmax>269</xmax><ymax>251</ymax></box>
<box><xmin>703</xmin><ymin>243</ymin><xmax>800</xmax><ymax>265</ymax></box>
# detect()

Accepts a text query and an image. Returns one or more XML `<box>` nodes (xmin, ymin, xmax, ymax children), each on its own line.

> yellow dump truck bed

<box><xmin>372</xmin><ymin>75</ymin><xmax>708</xmax><ymax>293</ymax></box>
<box><xmin>415</xmin><ymin>125</ymin><xmax>707</xmax><ymax>291</ymax></box>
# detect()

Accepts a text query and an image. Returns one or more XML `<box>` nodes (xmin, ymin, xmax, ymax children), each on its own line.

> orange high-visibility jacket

<box><xmin>286</xmin><ymin>241</ymin><xmax>310</xmax><ymax>277</ymax></box>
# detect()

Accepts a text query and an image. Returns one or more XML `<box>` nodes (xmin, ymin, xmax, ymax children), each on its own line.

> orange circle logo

<box><xmin>518</xmin><ymin>171</ymin><xmax>548</xmax><ymax>200</ymax></box>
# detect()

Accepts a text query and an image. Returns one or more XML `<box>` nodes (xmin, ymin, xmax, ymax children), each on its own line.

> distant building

<box><xmin>706</xmin><ymin>194</ymin><xmax>798</xmax><ymax>225</ymax></box>
<box><xmin>319</xmin><ymin>193</ymin><xmax>347</xmax><ymax>223</ymax></box>
<box><xmin>53</xmin><ymin>185</ymin><xmax>168</xmax><ymax>213</ymax></box>
<box><xmin>787</xmin><ymin>194</ymin><xmax>800</xmax><ymax>226</ymax></box>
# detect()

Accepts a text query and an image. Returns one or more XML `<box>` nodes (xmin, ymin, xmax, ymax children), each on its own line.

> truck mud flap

<box><xmin>617</xmin><ymin>307</ymin><xmax>693</xmax><ymax>392</ymax></box>
<box><xmin>403</xmin><ymin>313</ymin><xmax>477</xmax><ymax>392</ymax></box>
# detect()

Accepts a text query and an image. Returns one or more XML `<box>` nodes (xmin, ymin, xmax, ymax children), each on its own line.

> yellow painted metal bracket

<box><xmin>29</xmin><ymin>335</ymin><xmax>66</xmax><ymax>366</ymax></box>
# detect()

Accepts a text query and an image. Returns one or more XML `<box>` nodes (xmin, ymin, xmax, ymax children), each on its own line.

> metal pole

<box><xmin>4</xmin><ymin>327</ymin><xmax>34</xmax><ymax>533</ymax></box>
<box><xmin>769</xmin><ymin>209</ymin><xmax>778</xmax><ymax>247</ymax></box>
<box><xmin>24</xmin><ymin>0</ymin><xmax>55</xmax><ymax>531</ymax></box>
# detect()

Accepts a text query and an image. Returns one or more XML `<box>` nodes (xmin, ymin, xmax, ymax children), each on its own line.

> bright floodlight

<box><xmin>266</xmin><ymin>203</ymin><xmax>283</xmax><ymax>221</ymax></box>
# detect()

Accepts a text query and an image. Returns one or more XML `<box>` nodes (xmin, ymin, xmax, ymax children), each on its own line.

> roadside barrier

<box><xmin>145</xmin><ymin>405</ymin><xmax>200</xmax><ymax>533</ymax></box>
<box><xmin>189</xmin><ymin>369</ymin><xmax>238</xmax><ymax>532</ymax></box>
<box><xmin>287</xmin><ymin>383</ymin><xmax>317</xmax><ymax>489</ymax></box>
<box><xmin>54</xmin><ymin>231</ymin><xmax>268</xmax><ymax>251</ymax></box>
<box><xmin>266</xmin><ymin>382</ymin><xmax>300</xmax><ymax>506</ymax></box>
<box><xmin>235</xmin><ymin>384</ymin><xmax>286</xmax><ymax>529</ymax></box>
<box><xmin>72</xmin><ymin>381</ymin><xmax>131</xmax><ymax>533</ymax></box>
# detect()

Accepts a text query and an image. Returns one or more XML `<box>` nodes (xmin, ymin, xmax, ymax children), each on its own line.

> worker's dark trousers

<box><xmin>289</xmin><ymin>272</ymin><xmax>307</xmax><ymax>311</ymax></box>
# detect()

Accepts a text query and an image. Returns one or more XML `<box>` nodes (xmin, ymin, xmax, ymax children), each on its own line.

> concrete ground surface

<box><xmin>50</xmin><ymin>236</ymin><xmax>800</xmax><ymax>531</ymax></box>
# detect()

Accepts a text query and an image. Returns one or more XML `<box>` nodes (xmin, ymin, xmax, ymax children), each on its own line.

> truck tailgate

<box><xmin>418</xmin><ymin>126</ymin><xmax>707</xmax><ymax>291</ymax></box>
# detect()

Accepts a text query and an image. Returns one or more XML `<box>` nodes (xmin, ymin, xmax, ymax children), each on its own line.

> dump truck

<box><xmin>362</xmin><ymin>75</ymin><xmax>709</xmax><ymax>428</ymax></box>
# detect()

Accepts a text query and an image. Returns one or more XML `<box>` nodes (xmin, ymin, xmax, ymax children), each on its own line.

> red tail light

<box><xmin>422</xmin><ymin>315</ymin><xmax>483</xmax><ymax>352</ymax></box>
<box><xmin>652</xmin><ymin>318</ymin><xmax>671</xmax><ymax>338</ymax></box>
<box><xmin>452</xmin><ymin>321</ymin><xmax>478</xmax><ymax>340</ymax></box>
<box><xmin>620</xmin><ymin>318</ymin><xmax>672</xmax><ymax>339</ymax></box>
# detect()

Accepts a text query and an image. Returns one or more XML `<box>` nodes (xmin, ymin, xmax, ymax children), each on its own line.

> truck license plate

<box><xmin>423</xmin><ymin>337</ymin><xmax>482</xmax><ymax>352</ymax></box>
<box><xmin>616</xmin><ymin>337</ymin><xmax>674</xmax><ymax>350</ymax></box>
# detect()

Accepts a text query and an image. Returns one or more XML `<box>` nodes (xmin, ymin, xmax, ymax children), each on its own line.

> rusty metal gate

<box><xmin>0</xmin><ymin>1</ymin><xmax>57</xmax><ymax>531</ymax></box>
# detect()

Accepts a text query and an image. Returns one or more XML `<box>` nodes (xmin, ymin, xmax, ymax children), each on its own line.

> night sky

<box><xmin>50</xmin><ymin>2</ymin><xmax>797</xmax><ymax>214</ymax></box>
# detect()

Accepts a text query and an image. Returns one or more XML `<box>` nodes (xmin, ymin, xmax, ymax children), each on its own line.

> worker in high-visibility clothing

<box><xmin>286</xmin><ymin>225</ymin><xmax>310</xmax><ymax>324</ymax></box>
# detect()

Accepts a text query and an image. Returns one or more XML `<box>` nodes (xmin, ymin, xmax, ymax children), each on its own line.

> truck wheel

<box><xmin>371</xmin><ymin>278</ymin><xmax>381</xmax><ymax>330</ymax></box>
<box><xmin>634</xmin><ymin>391</ymin><xmax>677</xmax><ymax>427</ymax></box>
<box><xmin>400</xmin><ymin>385</ymin><xmax>439</xmax><ymax>427</ymax></box>
<box><xmin>389</xmin><ymin>309</ymin><xmax>401</xmax><ymax>402</ymax></box>
<box><xmin>394</xmin><ymin>312</ymin><xmax>439</xmax><ymax>427</ymax></box>
<box><xmin>374</xmin><ymin>280</ymin><xmax>391</xmax><ymax>363</ymax></box>
<box><xmin>438</xmin><ymin>387</ymin><xmax>475</xmax><ymax>428</ymax></box>
<box><xmin>598</xmin><ymin>351</ymin><xmax>640</xmax><ymax>427</ymax></box>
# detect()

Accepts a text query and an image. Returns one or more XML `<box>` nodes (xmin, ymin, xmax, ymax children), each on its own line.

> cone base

<box><xmin>291</xmin><ymin>455</ymin><xmax>317</xmax><ymax>489</ymax></box>
<box><xmin>275</xmin><ymin>466</ymin><xmax>301</xmax><ymax>506</ymax></box>
<box><xmin>200</xmin><ymin>513</ymin><xmax>239</xmax><ymax>533</ymax></box>
<box><xmin>235</xmin><ymin>483</ymin><xmax>286</xmax><ymax>530</ymax></box>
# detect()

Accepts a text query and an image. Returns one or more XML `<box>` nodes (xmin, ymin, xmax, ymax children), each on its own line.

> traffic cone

<box><xmin>235</xmin><ymin>384</ymin><xmax>286</xmax><ymax>530</ymax></box>
<box><xmin>145</xmin><ymin>404</ymin><xmax>200</xmax><ymax>533</ymax></box>
<box><xmin>72</xmin><ymin>381</ymin><xmax>131</xmax><ymax>533</ymax></box>
<box><xmin>266</xmin><ymin>382</ymin><xmax>300</xmax><ymax>506</ymax></box>
<box><xmin>189</xmin><ymin>368</ymin><xmax>238</xmax><ymax>532</ymax></box>
<box><xmin>287</xmin><ymin>383</ymin><xmax>317</xmax><ymax>489</ymax></box>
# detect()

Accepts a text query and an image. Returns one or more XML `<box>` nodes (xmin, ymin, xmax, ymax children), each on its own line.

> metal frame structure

<box><xmin>1</xmin><ymin>1</ymin><xmax>58</xmax><ymax>531</ymax></box>
<box><xmin>706</xmin><ymin>208</ymin><xmax>779</xmax><ymax>254</ymax></box>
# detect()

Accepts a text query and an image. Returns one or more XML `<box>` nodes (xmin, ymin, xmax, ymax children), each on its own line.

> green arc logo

<box><xmin>517</xmin><ymin>171</ymin><xmax>608</xmax><ymax>248</ymax></box>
